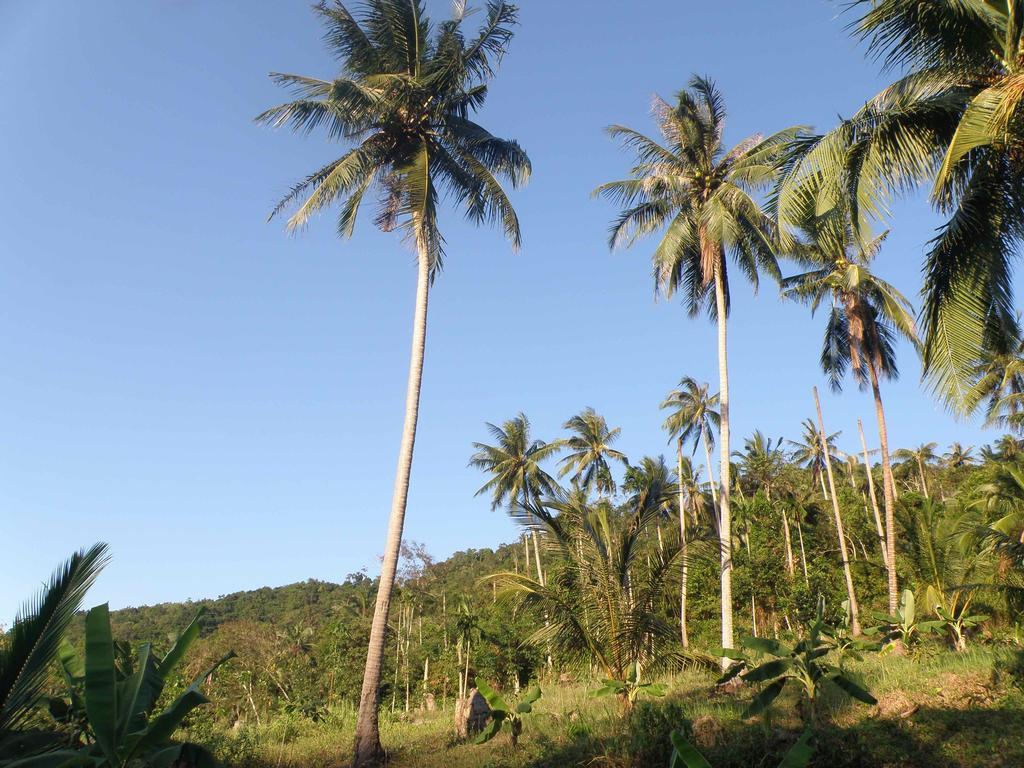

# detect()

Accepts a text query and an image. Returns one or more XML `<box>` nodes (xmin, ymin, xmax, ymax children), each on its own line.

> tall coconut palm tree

<box><xmin>660</xmin><ymin>378</ymin><xmax>718</xmax><ymax>649</ymax></box>
<box><xmin>672</xmin><ymin>455</ymin><xmax>709</xmax><ymax>647</ymax></box>
<box><xmin>257</xmin><ymin>4</ymin><xmax>530</xmax><ymax>763</ymax></box>
<box><xmin>660</xmin><ymin>377</ymin><xmax>721</xmax><ymax>516</ymax></box>
<box><xmin>944</xmin><ymin>442</ymin><xmax>978</xmax><ymax>470</ymax></box>
<box><xmin>777</xmin><ymin>0</ymin><xmax>1024</xmax><ymax>406</ymax></box>
<box><xmin>469</xmin><ymin>413</ymin><xmax>561</xmax><ymax>585</ymax></box>
<box><xmin>598</xmin><ymin>76</ymin><xmax>803</xmax><ymax>655</ymax></box>
<box><xmin>735</xmin><ymin>431</ymin><xmax>796</xmax><ymax>577</ymax></box>
<box><xmin>895</xmin><ymin>442</ymin><xmax>940</xmax><ymax>499</ymax></box>
<box><xmin>788</xmin><ymin>418</ymin><xmax>840</xmax><ymax>502</ymax></box>
<box><xmin>780</xmin><ymin>198</ymin><xmax>917</xmax><ymax>618</ymax></box>
<box><xmin>557</xmin><ymin>408</ymin><xmax>629</xmax><ymax>495</ymax></box>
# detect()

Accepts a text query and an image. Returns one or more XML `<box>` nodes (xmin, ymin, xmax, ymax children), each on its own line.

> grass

<box><xmin>194</xmin><ymin>647</ymin><xmax>1024</xmax><ymax>767</ymax></box>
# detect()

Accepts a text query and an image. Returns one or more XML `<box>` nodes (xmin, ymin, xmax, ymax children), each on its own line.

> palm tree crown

<box><xmin>597</xmin><ymin>76</ymin><xmax>801</xmax><ymax>313</ymax></box>
<box><xmin>557</xmin><ymin>408</ymin><xmax>629</xmax><ymax>494</ymax></box>
<box><xmin>780</xmin><ymin>205</ymin><xmax>919</xmax><ymax>393</ymax></box>
<box><xmin>778</xmin><ymin>0</ymin><xmax>1024</xmax><ymax>403</ymax></box>
<box><xmin>469</xmin><ymin>413</ymin><xmax>561</xmax><ymax>509</ymax></box>
<box><xmin>660</xmin><ymin>377</ymin><xmax>720</xmax><ymax>455</ymax></box>
<box><xmin>258</xmin><ymin>0</ymin><xmax>531</xmax><ymax>270</ymax></box>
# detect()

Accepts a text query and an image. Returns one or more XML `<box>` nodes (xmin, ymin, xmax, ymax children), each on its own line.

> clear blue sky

<box><xmin>0</xmin><ymin>0</ymin><xmax>1003</xmax><ymax>619</ymax></box>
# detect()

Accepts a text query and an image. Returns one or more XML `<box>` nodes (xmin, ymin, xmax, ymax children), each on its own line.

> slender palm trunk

<box><xmin>701</xmin><ymin>425</ymin><xmax>719</xmax><ymax>517</ymax></box>
<box><xmin>677</xmin><ymin>439</ymin><xmax>689</xmax><ymax>649</ymax></box>
<box><xmin>781</xmin><ymin>508</ymin><xmax>795</xmax><ymax>578</ymax></box>
<box><xmin>858</xmin><ymin>419</ymin><xmax>889</xmax><ymax>570</ymax></box>
<box><xmin>868</xmin><ymin>362</ymin><xmax>899</xmax><ymax>616</ymax></box>
<box><xmin>814</xmin><ymin>386</ymin><xmax>861</xmax><ymax>635</ymax></box>
<box><xmin>795</xmin><ymin>513</ymin><xmax>809</xmax><ymax>586</ymax></box>
<box><xmin>917</xmin><ymin>458</ymin><xmax>930</xmax><ymax>499</ymax></box>
<box><xmin>531</xmin><ymin>531</ymin><xmax>545</xmax><ymax>586</ymax></box>
<box><xmin>713</xmin><ymin>265</ymin><xmax>734</xmax><ymax>659</ymax></box>
<box><xmin>352</xmin><ymin>239</ymin><xmax>430</xmax><ymax>767</ymax></box>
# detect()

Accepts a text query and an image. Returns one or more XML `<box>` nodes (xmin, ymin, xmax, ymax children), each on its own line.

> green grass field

<box><xmin>191</xmin><ymin>647</ymin><xmax>1024</xmax><ymax>768</ymax></box>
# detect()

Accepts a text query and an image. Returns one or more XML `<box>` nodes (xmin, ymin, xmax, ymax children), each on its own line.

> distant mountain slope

<box><xmin>84</xmin><ymin>541</ymin><xmax>521</xmax><ymax>645</ymax></box>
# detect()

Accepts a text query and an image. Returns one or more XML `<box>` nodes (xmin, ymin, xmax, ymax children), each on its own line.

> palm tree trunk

<box><xmin>858</xmin><ymin>419</ymin><xmax>889</xmax><ymax>570</ymax></box>
<box><xmin>532</xmin><ymin>531</ymin><xmax>545</xmax><ymax>586</ymax></box>
<box><xmin>677</xmin><ymin>439</ymin><xmax>689</xmax><ymax>649</ymax></box>
<box><xmin>917</xmin><ymin>457</ymin><xmax>930</xmax><ymax>499</ymax></box>
<box><xmin>795</xmin><ymin>514</ymin><xmax>809</xmax><ymax>586</ymax></box>
<box><xmin>814</xmin><ymin>386</ymin><xmax>861</xmax><ymax>635</ymax></box>
<box><xmin>868</xmin><ymin>362</ymin><xmax>899</xmax><ymax>616</ymax></box>
<box><xmin>781</xmin><ymin>507</ymin><xmax>795</xmax><ymax>578</ymax></box>
<box><xmin>352</xmin><ymin>237</ymin><xmax>430</xmax><ymax>768</ymax></box>
<box><xmin>701</xmin><ymin>425</ymin><xmax>719</xmax><ymax>518</ymax></box>
<box><xmin>713</xmin><ymin>265</ymin><xmax>734</xmax><ymax>660</ymax></box>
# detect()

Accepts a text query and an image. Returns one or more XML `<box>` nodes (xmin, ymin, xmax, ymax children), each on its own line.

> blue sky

<box><xmin>0</xmin><ymin>0</ymin><xmax>1002</xmax><ymax>619</ymax></box>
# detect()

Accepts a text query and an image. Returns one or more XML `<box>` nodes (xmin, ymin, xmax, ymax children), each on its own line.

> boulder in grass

<box><xmin>454</xmin><ymin>688</ymin><xmax>490</xmax><ymax>740</ymax></box>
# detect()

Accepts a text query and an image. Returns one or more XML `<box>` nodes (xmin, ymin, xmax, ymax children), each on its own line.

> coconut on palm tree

<box><xmin>598</xmin><ymin>76</ymin><xmax>803</xmax><ymax>656</ymax></box>
<box><xmin>780</xmin><ymin>197</ymin><xmax>918</xmax><ymax>618</ymax></box>
<box><xmin>257</xmin><ymin>3</ymin><xmax>530</xmax><ymax>763</ymax></box>
<box><xmin>557</xmin><ymin>408</ymin><xmax>629</xmax><ymax>495</ymax></box>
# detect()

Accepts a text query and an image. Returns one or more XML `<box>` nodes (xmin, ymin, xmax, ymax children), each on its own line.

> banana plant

<box><xmin>2</xmin><ymin>604</ymin><xmax>233</xmax><ymax>768</ymax></box>
<box><xmin>932</xmin><ymin>603</ymin><xmax>990</xmax><ymax>652</ymax></box>
<box><xmin>718</xmin><ymin>600</ymin><xmax>876</xmax><ymax>724</ymax></box>
<box><xmin>865</xmin><ymin>589</ymin><xmax>943</xmax><ymax>648</ymax></box>
<box><xmin>473</xmin><ymin>678</ymin><xmax>541</xmax><ymax>748</ymax></box>
<box><xmin>592</xmin><ymin>662</ymin><xmax>667</xmax><ymax>709</ymax></box>
<box><xmin>669</xmin><ymin>729</ymin><xmax>812</xmax><ymax>768</ymax></box>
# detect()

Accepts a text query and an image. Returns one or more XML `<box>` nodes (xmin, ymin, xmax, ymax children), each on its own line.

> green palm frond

<box><xmin>0</xmin><ymin>543</ymin><xmax>110</xmax><ymax>733</ymax></box>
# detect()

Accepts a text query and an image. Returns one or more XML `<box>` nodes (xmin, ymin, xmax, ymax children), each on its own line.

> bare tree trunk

<box><xmin>868</xmin><ymin>363</ymin><xmax>899</xmax><ymax>616</ymax></box>
<box><xmin>917</xmin><ymin>457</ymin><xmax>930</xmax><ymax>499</ymax></box>
<box><xmin>795</xmin><ymin>514</ymin><xmax>809</xmax><ymax>586</ymax></box>
<box><xmin>858</xmin><ymin>418</ymin><xmax>889</xmax><ymax>570</ymax></box>
<box><xmin>701</xmin><ymin>425</ymin><xmax>719</xmax><ymax>519</ymax></box>
<box><xmin>352</xmin><ymin>236</ymin><xmax>430</xmax><ymax>767</ymax></box>
<box><xmin>780</xmin><ymin>501</ymin><xmax>796</xmax><ymax>578</ymax></box>
<box><xmin>713</xmin><ymin>265</ymin><xmax>734</xmax><ymax>661</ymax></box>
<box><xmin>814</xmin><ymin>386</ymin><xmax>861</xmax><ymax>635</ymax></box>
<box><xmin>677</xmin><ymin>439</ymin><xmax>689</xmax><ymax>649</ymax></box>
<box><xmin>532</xmin><ymin>531</ymin><xmax>545</xmax><ymax>586</ymax></box>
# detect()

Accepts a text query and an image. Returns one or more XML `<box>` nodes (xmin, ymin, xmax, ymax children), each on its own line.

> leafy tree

<box><xmin>788</xmin><ymin>419</ymin><xmax>839</xmax><ymax>502</ymax></box>
<box><xmin>599</xmin><ymin>75</ymin><xmax>802</xmax><ymax>657</ymax></box>
<box><xmin>257</xmin><ymin>2</ymin><xmax>530</xmax><ymax>762</ymax></box>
